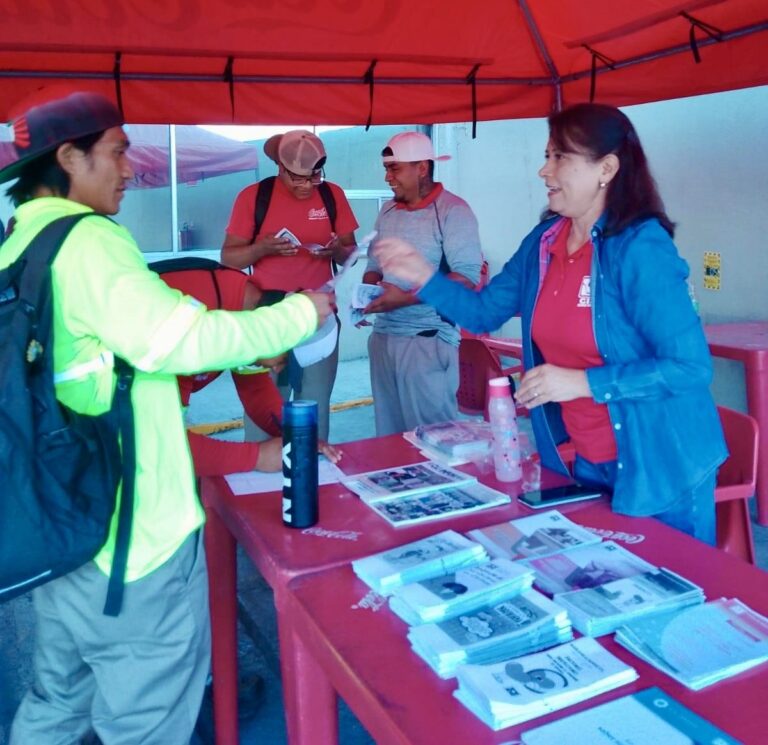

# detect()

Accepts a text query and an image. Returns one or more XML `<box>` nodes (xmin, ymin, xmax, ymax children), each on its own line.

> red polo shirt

<box><xmin>531</xmin><ymin>221</ymin><xmax>617</xmax><ymax>463</ymax></box>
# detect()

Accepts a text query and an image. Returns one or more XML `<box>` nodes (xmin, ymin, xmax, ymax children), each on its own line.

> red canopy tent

<box><xmin>0</xmin><ymin>1</ymin><xmax>765</xmax><ymax>126</ymax></box>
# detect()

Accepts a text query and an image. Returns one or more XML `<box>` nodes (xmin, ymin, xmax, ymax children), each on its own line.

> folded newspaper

<box><xmin>351</xmin><ymin>529</ymin><xmax>487</xmax><ymax>596</ymax></box>
<box><xmin>454</xmin><ymin>637</ymin><xmax>638</xmax><ymax>730</ymax></box>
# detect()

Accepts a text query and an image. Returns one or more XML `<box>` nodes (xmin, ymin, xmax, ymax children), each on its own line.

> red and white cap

<box><xmin>381</xmin><ymin>131</ymin><xmax>450</xmax><ymax>164</ymax></box>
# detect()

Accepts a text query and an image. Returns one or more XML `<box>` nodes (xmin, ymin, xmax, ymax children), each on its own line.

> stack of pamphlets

<box><xmin>388</xmin><ymin>558</ymin><xmax>535</xmax><ymax>625</ymax></box>
<box><xmin>413</xmin><ymin>419</ymin><xmax>493</xmax><ymax>459</ymax></box>
<box><xmin>453</xmin><ymin>637</ymin><xmax>638</xmax><ymax>730</ymax></box>
<box><xmin>407</xmin><ymin>589</ymin><xmax>572</xmax><ymax>678</ymax></box>
<box><xmin>351</xmin><ymin>530</ymin><xmax>487</xmax><ymax>596</ymax></box>
<box><xmin>468</xmin><ymin>510</ymin><xmax>601</xmax><ymax>562</ymax></box>
<box><xmin>520</xmin><ymin>685</ymin><xmax>741</xmax><ymax>744</ymax></box>
<box><xmin>367</xmin><ymin>482</ymin><xmax>510</xmax><ymax>528</ymax></box>
<box><xmin>554</xmin><ymin>567</ymin><xmax>705</xmax><ymax>637</ymax></box>
<box><xmin>523</xmin><ymin>540</ymin><xmax>655</xmax><ymax>595</ymax></box>
<box><xmin>341</xmin><ymin>461</ymin><xmax>475</xmax><ymax>503</ymax></box>
<box><xmin>615</xmin><ymin>597</ymin><xmax>768</xmax><ymax>690</ymax></box>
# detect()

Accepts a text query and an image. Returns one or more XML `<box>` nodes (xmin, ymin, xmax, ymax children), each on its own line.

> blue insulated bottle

<box><xmin>282</xmin><ymin>400</ymin><xmax>319</xmax><ymax>528</ymax></box>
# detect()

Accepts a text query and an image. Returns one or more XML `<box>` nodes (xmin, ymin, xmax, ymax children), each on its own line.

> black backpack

<box><xmin>149</xmin><ymin>256</ymin><xmax>287</xmax><ymax>309</ymax></box>
<box><xmin>0</xmin><ymin>214</ymin><xmax>135</xmax><ymax>616</ymax></box>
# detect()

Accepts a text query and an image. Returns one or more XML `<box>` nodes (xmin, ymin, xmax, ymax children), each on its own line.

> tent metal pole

<box><xmin>169</xmin><ymin>124</ymin><xmax>179</xmax><ymax>253</ymax></box>
<box><xmin>518</xmin><ymin>0</ymin><xmax>562</xmax><ymax>111</ymax></box>
<box><xmin>559</xmin><ymin>19</ymin><xmax>768</xmax><ymax>84</ymax></box>
<box><xmin>0</xmin><ymin>19</ymin><xmax>764</xmax><ymax>89</ymax></box>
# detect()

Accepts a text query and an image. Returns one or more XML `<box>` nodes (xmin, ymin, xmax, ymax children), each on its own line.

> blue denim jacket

<box><xmin>419</xmin><ymin>214</ymin><xmax>727</xmax><ymax>516</ymax></box>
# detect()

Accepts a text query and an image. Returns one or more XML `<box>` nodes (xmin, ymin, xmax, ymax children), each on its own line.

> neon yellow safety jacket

<box><xmin>0</xmin><ymin>197</ymin><xmax>319</xmax><ymax>581</ymax></box>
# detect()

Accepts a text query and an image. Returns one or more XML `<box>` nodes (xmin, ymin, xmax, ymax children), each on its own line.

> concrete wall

<box><xmin>434</xmin><ymin>85</ymin><xmax>768</xmax><ymax>411</ymax></box>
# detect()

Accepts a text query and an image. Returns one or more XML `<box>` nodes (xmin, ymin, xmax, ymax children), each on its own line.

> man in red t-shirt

<box><xmin>221</xmin><ymin>130</ymin><xmax>359</xmax><ymax>440</ymax></box>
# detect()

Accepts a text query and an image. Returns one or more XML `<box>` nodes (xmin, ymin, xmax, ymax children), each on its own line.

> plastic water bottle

<box><xmin>487</xmin><ymin>376</ymin><xmax>522</xmax><ymax>482</ymax></box>
<box><xmin>282</xmin><ymin>400</ymin><xmax>319</xmax><ymax>528</ymax></box>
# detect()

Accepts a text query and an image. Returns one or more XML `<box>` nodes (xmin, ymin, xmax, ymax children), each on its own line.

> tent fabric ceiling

<box><xmin>0</xmin><ymin>1</ymin><xmax>766</xmax><ymax>125</ymax></box>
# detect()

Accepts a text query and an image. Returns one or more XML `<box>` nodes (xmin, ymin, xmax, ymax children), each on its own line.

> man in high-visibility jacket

<box><xmin>0</xmin><ymin>89</ymin><xmax>333</xmax><ymax>745</ymax></box>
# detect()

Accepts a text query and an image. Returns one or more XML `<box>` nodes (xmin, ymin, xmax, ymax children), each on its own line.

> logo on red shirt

<box><xmin>308</xmin><ymin>207</ymin><xmax>328</xmax><ymax>221</ymax></box>
<box><xmin>577</xmin><ymin>276</ymin><xmax>591</xmax><ymax>308</ymax></box>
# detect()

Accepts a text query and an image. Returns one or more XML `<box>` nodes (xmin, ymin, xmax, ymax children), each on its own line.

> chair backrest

<box><xmin>716</xmin><ymin>405</ymin><xmax>759</xmax><ymax>498</ymax></box>
<box><xmin>457</xmin><ymin>339</ymin><xmax>502</xmax><ymax>418</ymax></box>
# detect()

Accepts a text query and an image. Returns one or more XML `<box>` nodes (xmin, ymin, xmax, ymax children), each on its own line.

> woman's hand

<box><xmin>515</xmin><ymin>364</ymin><xmax>591</xmax><ymax>409</ymax></box>
<box><xmin>374</xmin><ymin>238</ymin><xmax>435</xmax><ymax>289</ymax></box>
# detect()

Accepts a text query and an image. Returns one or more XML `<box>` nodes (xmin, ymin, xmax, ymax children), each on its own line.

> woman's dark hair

<box><xmin>546</xmin><ymin>103</ymin><xmax>675</xmax><ymax>237</ymax></box>
<box><xmin>6</xmin><ymin>131</ymin><xmax>105</xmax><ymax>207</ymax></box>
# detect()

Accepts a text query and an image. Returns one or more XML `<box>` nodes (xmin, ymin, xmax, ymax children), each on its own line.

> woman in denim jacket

<box><xmin>375</xmin><ymin>103</ymin><xmax>726</xmax><ymax>544</ymax></box>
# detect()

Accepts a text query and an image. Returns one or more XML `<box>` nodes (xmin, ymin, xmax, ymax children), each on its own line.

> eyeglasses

<box><xmin>282</xmin><ymin>164</ymin><xmax>324</xmax><ymax>186</ymax></box>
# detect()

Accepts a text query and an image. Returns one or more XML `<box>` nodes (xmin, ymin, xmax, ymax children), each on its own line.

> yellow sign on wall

<box><xmin>703</xmin><ymin>252</ymin><xmax>721</xmax><ymax>291</ymax></box>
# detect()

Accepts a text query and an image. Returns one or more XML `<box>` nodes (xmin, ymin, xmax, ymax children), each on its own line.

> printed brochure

<box><xmin>341</xmin><ymin>461</ymin><xmax>476</xmax><ymax>503</ymax></box>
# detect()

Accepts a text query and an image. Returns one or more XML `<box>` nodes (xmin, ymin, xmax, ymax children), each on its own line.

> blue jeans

<box><xmin>574</xmin><ymin>455</ymin><xmax>716</xmax><ymax>546</ymax></box>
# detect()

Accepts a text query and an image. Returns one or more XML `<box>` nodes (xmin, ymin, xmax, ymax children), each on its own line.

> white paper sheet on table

<box><xmin>224</xmin><ymin>458</ymin><xmax>345</xmax><ymax>495</ymax></box>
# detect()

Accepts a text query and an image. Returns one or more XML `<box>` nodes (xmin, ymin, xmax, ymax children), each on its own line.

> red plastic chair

<box><xmin>715</xmin><ymin>405</ymin><xmax>758</xmax><ymax>564</ymax></box>
<box><xmin>456</xmin><ymin>338</ymin><xmax>522</xmax><ymax>420</ymax></box>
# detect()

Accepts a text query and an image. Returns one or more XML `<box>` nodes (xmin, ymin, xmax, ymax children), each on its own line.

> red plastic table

<box><xmin>287</xmin><ymin>504</ymin><xmax>768</xmax><ymax>745</ymax></box>
<box><xmin>201</xmin><ymin>433</ymin><xmax>574</xmax><ymax>745</ymax></box>
<box><xmin>705</xmin><ymin>322</ymin><xmax>768</xmax><ymax>525</ymax></box>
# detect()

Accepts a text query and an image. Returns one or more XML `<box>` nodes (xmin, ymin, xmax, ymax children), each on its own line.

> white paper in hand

<box><xmin>293</xmin><ymin>314</ymin><xmax>338</xmax><ymax>368</ymax></box>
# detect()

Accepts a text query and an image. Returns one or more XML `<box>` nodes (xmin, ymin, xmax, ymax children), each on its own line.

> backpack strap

<box><xmin>317</xmin><ymin>181</ymin><xmax>337</xmax><ymax>234</ymax></box>
<box><xmin>252</xmin><ymin>176</ymin><xmax>276</xmax><ymax>243</ymax></box>
<box><xmin>20</xmin><ymin>213</ymin><xmax>136</xmax><ymax>616</ymax></box>
<box><xmin>103</xmin><ymin>355</ymin><xmax>135</xmax><ymax>616</ymax></box>
<box><xmin>20</xmin><ymin>214</ymin><xmax>95</xmax><ymax>345</ymax></box>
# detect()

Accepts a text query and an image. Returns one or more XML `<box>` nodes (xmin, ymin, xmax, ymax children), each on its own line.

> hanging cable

<box><xmin>363</xmin><ymin>60</ymin><xmax>377</xmax><ymax>131</ymax></box>
<box><xmin>681</xmin><ymin>12</ymin><xmax>723</xmax><ymax>64</ymax></box>
<box><xmin>583</xmin><ymin>45</ymin><xmax>615</xmax><ymax>103</ymax></box>
<box><xmin>223</xmin><ymin>56</ymin><xmax>235</xmax><ymax>120</ymax></box>
<box><xmin>112</xmin><ymin>52</ymin><xmax>124</xmax><ymax>118</ymax></box>
<box><xmin>466</xmin><ymin>64</ymin><xmax>480</xmax><ymax>140</ymax></box>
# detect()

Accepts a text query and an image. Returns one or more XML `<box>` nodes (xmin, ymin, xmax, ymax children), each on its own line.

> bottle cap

<box><xmin>283</xmin><ymin>400</ymin><xmax>318</xmax><ymax>426</ymax></box>
<box><xmin>488</xmin><ymin>376</ymin><xmax>511</xmax><ymax>398</ymax></box>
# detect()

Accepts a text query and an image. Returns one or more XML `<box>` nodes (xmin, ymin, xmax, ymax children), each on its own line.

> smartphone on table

<box><xmin>518</xmin><ymin>483</ymin><xmax>603</xmax><ymax>509</ymax></box>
